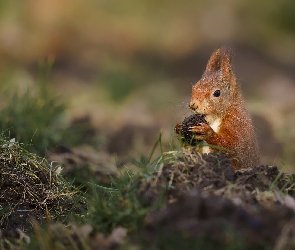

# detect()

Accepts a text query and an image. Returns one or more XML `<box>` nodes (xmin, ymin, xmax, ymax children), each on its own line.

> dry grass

<box><xmin>0</xmin><ymin>137</ymin><xmax>84</xmax><ymax>240</ymax></box>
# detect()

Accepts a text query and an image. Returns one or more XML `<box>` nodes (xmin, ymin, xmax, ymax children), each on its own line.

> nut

<box><xmin>176</xmin><ymin>114</ymin><xmax>208</xmax><ymax>145</ymax></box>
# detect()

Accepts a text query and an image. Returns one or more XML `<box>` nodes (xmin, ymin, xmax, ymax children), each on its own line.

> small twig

<box><xmin>49</xmin><ymin>161</ymin><xmax>58</xmax><ymax>187</ymax></box>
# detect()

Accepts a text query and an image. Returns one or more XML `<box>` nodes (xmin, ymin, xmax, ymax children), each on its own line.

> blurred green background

<box><xmin>0</xmin><ymin>0</ymin><xmax>294</xmax><ymax>170</ymax></box>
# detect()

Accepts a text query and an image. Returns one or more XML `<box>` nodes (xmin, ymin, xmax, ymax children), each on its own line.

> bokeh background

<box><xmin>0</xmin><ymin>0</ymin><xmax>294</xmax><ymax>171</ymax></box>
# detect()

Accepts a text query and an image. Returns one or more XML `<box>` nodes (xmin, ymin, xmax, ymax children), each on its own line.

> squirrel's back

<box><xmin>220</xmin><ymin>103</ymin><xmax>259</xmax><ymax>169</ymax></box>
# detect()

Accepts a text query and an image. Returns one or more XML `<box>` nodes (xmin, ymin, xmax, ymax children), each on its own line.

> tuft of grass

<box><xmin>0</xmin><ymin>134</ymin><xmax>85</xmax><ymax>238</ymax></box>
<box><xmin>85</xmin><ymin>167</ymin><xmax>164</xmax><ymax>234</ymax></box>
<box><xmin>0</xmin><ymin>60</ymin><xmax>95</xmax><ymax>155</ymax></box>
<box><xmin>0</xmin><ymin>60</ymin><xmax>65</xmax><ymax>154</ymax></box>
<box><xmin>83</xmin><ymin>133</ymin><xmax>165</xmax><ymax>234</ymax></box>
<box><xmin>21</xmin><ymin>222</ymin><xmax>89</xmax><ymax>250</ymax></box>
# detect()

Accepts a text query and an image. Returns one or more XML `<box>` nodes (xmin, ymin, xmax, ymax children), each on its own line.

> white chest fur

<box><xmin>209</xmin><ymin>117</ymin><xmax>221</xmax><ymax>133</ymax></box>
<box><xmin>201</xmin><ymin>117</ymin><xmax>221</xmax><ymax>154</ymax></box>
<box><xmin>202</xmin><ymin>146</ymin><xmax>211</xmax><ymax>154</ymax></box>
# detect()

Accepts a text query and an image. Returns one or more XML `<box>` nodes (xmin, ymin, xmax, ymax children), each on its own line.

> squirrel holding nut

<box><xmin>177</xmin><ymin>46</ymin><xmax>260</xmax><ymax>170</ymax></box>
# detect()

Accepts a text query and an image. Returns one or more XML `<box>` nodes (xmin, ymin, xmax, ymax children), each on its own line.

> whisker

<box><xmin>166</xmin><ymin>99</ymin><xmax>193</xmax><ymax>126</ymax></box>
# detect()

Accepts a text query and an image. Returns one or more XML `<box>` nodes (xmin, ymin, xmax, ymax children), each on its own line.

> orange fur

<box><xmin>189</xmin><ymin>46</ymin><xmax>260</xmax><ymax>169</ymax></box>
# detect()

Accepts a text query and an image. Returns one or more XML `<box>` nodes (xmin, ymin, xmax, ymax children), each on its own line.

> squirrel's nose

<box><xmin>189</xmin><ymin>101</ymin><xmax>198</xmax><ymax>110</ymax></box>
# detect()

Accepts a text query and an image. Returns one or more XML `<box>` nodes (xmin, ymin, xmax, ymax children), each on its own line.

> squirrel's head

<box><xmin>190</xmin><ymin>46</ymin><xmax>240</xmax><ymax>117</ymax></box>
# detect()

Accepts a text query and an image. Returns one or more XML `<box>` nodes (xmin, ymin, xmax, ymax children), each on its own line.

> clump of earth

<box><xmin>0</xmin><ymin>140</ymin><xmax>85</xmax><ymax>239</ymax></box>
<box><xmin>139</xmin><ymin>150</ymin><xmax>295</xmax><ymax>249</ymax></box>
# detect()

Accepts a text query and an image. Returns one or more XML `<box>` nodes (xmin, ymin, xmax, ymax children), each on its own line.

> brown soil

<box><xmin>140</xmin><ymin>150</ymin><xmax>295</xmax><ymax>249</ymax></box>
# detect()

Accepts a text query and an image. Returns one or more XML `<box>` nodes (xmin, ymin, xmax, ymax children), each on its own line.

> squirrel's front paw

<box><xmin>174</xmin><ymin>123</ymin><xmax>182</xmax><ymax>135</ymax></box>
<box><xmin>190</xmin><ymin>123</ymin><xmax>214</xmax><ymax>140</ymax></box>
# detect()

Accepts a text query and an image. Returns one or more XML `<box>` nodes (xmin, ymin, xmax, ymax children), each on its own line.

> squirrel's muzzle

<box><xmin>189</xmin><ymin>101</ymin><xmax>198</xmax><ymax>111</ymax></box>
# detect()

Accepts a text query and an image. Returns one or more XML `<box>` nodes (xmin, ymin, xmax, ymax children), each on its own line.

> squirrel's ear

<box><xmin>204</xmin><ymin>46</ymin><xmax>233</xmax><ymax>80</ymax></box>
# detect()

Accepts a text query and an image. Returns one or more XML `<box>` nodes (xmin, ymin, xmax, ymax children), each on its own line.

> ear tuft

<box><xmin>204</xmin><ymin>46</ymin><xmax>233</xmax><ymax>80</ymax></box>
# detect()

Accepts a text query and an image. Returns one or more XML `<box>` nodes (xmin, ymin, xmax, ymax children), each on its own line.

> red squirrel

<box><xmin>186</xmin><ymin>46</ymin><xmax>260</xmax><ymax>169</ymax></box>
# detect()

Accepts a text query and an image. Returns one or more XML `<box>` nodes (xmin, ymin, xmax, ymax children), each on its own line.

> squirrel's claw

<box><xmin>174</xmin><ymin>123</ymin><xmax>182</xmax><ymax>135</ymax></box>
<box><xmin>190</xmin><ymin>123</ymin><xmax>214</xmax><ymax>140</ymax></box>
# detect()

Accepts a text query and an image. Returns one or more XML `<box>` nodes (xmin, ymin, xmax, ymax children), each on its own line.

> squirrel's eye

<box><xmin>213</xmin><ymin>90</ymin><xmax>220</xmax><ymax>97</ymax></box>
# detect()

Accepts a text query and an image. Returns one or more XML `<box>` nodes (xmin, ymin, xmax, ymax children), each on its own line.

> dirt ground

<box><xmin>140</xmin><ymin>151</ymin><xmax>295</xmax><ymax>249</ymax></box>
<box><xmin>1</xmin><ymin>140</ymin><xmax>295</xmax><ymax>249</ymax></box>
